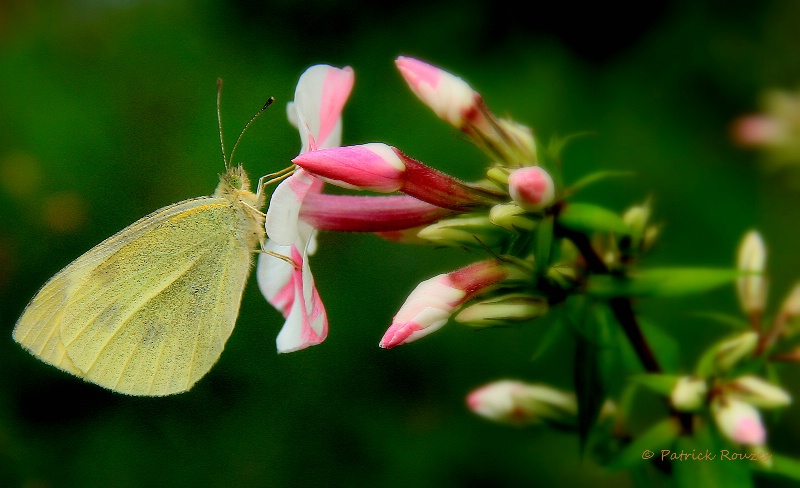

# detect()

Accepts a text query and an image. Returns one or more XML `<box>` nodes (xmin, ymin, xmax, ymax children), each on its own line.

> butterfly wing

<box><xmin>13</xmin><ymin>196</ymin><xmax>255</xmax><ymax>396</ymax></box>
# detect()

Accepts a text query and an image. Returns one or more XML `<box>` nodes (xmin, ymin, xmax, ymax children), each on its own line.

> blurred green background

<box><xmin>2</xmin><ymin>1</ymin><xmax>800</xmax><ymax>486</ymax></box>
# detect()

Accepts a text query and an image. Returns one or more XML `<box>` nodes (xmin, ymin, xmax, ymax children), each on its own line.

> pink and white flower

<box><xmin>257</xmin><ymin>65</ymin><xmax>459</xmax><ymax>353</ymax></box>
<box><xmin>257</xmin><ymin>64</ymin><xmax>354</xmax><ymax>353</ymax></box>
<box><xmin>379</xmin><ymin>260</ymin><xmax>510</xmax><ymax>348</ymax></box>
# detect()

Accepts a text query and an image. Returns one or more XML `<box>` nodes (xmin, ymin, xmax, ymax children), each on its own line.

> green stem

<box><xmin>555</xmin><ymin>221</ymin><xmax>693</xmax><ymax>434</ymax></box>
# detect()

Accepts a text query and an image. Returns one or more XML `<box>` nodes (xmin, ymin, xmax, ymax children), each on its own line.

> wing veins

<box><xmin>71</xmin><ymin>232</ymin><xmax>224</xmax><ymax>374</ymax></box>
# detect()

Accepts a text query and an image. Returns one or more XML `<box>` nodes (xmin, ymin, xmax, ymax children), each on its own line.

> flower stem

<box><xmin>556</xmin><ymin>225</ymin><xmax>662</xmax><ymax>373</ymax></box>
<box><xmin>554</xmin><ymin>221</ymin><xmax>693</xmax><ymax>434</ymax></box>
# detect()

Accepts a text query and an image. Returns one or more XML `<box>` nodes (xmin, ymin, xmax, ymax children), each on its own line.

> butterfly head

<box><xmin>219</xmin><ymin>165</ymin><xmax>252</xmax><ymax>192</ymax></box>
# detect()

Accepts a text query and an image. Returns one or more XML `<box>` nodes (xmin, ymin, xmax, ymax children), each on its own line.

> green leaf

<box><xmin>564</xmin><ymin>298</ymin><xmax>606</xmax><ymax>453</ymax></box>
<box><xmin>530</xmin><ymin>314</ymin><xmax>568</xmax><ymax>362</ymax></box>
<box><xmin>671</xmin><ymin>423</ymin><xmax>754</xmax><ymax>488</ymax></box>
<box><xmin>594</xmin><ymin>304</ymin><xmax>627</xmax><ymax>398</ymax></box>
<box><xmin>546</xmin><ymin>131</ymin><xmax>595</xmax><ymax>161</ymax></box>
<box><xmin>691</xmin><ymin>311</ymin><xmax>752</xmax><ymax>330</ymax></box>
<box><xmin>574</xmin><ymin>329</ymin><xmax>604</xmax><ymax>454</ymax></box>
<box><xmin>694</xmin><ymin>331</ymin><xmax>760</xmax><ymax>377</ymax></box>
<box><xmin>588</xmin><ymin>268</ymin><xmax>742</xmax><ymax>298</ymax></box>
<box><xmin>639</xmin><ymin>319</ymin><xmax>681</xmax><ymax>373</ymax></box>
<box><xmin>507</xmin><ymin>225</ymin><xmax>536</xmax><ymax>256</ymax></box>
<box><xmin>606</xmin><ymin>418</ymin><xmax>680</xmax><ymax>470</ymax></box>
<box><xmin>756</xmin><ymin>454</ymin><xmax>800</xmax><ymax>481</ymax></box>
<box><xmin>535</xmin><ymin>215</ymin><xmax>554</xmax><ymax>273</ymax></box>
<box><xmin>633</xmin><ymin>374</ymin><xmax>681</xmax><ymax>397</ymax></box>
<box><xmin>559</xmin><ymin>202</ymin><xmax>631</xmax><ymax>235</ymax></box>
<box><xmin>567</xmin><ymin>170</ymin><xmax>636</xmax><ymax>195</ymax></box>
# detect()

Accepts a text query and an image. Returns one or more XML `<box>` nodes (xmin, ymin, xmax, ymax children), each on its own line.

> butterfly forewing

<box><xmin>14</xmin><ymin>192</ymin><xmax>260</xmax><ymax>396</ymax></box>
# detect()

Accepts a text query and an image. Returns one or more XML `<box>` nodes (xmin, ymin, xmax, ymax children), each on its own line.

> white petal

<box><xmin>256</xmin><ymin>241</ymin><xmax>294</xmax><ymax>316</ymax></box>
<box><xmin>293</xmin><ymin>65</ymin><xmax>354</xmax><ymax>153</ymax></box>
<box><xmin>265</xmin><ymin>170</ymin><xmax>320</xmax><ymax>245</ymax></box>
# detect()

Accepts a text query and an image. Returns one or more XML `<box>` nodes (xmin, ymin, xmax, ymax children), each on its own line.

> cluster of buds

<box><xmin>649</xmin><ymin>230</ymin><xmax>799</xmax><ymax>450</ymax></box>
<box><xmin>668</xmin><ymin>332</ymin><xmax>791</xmax><ymax>448</ymax></box>
<box><xmin>259</xmin><ymin>56</ymin><xmax>565</xmax><ymax>353</ymax></box>
<box><xmin>252</xmin><ymin>57</ymin><xmax>800</xmax><ymax>483</ymax></box>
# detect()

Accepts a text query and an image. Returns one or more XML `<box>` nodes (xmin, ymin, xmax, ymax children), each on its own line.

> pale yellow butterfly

<box><xmin>13</xmin><ymin>83</ymin><xmax>282</xmax><ymax>396</ymax></box>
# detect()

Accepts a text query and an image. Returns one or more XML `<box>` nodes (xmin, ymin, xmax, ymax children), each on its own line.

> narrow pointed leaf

<box><xmin>756</xmin><ymin>454</ymin><xmax>800</xmax><ymax>481</ymax></box>
<box><xmin>567</xmin><ymin>170</ymin><xmax>635</xmax><ymax>195</ymax></box>
<box><xmin>574</xmin><ymin>329</ymin><xmax>604</xmax><ymax>454</ymax></box>
<box><xmin>691</xmin><ymin>311</ymin><xmax>752</xmax><ymax>330</ymax></box>
<box><xmin>606</xmin><ymin>418</ymin><xmax>680</xmax><ymax>470</ymax></box>
<box><xmin>632</xmin><ymin>374</ymin><xmax>681</xmax><ymax>397</ymax></box>
<box><xmin>588</xmin><ymin>268</ymin><xmax>742</xmax><ymax>298</ymax></box>
<box><xmin>535</xmin><ymin>215</ymin><xmax>554</xmax><ymax>273</ymax></box>
<box><xmin>559</xmin><ymin>202</ymin><xmax>631</xmax><ymax>235</ymax></box>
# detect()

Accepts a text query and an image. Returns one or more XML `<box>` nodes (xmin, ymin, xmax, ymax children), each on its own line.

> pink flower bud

<box><xmin>507</xmin><ymin>166</ymin><xmax>555</xmax><ymax>211</ymax></box>
<box><xmin>731</xmin><ymin>115</ymin><xmax>784</xmax><ymax>148</ymax></box>
<box><xmin>395</xmin><ymin>56</ymin><xmax>489</xmax><ymax>131</ymax></box>
<box><xmin>379</xmin><ymin>260</ymin><xmax>509</xmax><ymax>348</ymax></box>
<box><xmin>299</xmin><ymin>194</ymin><xmax>453</xmax><ymax>232</ymax></box>
<box><xmin>712</xmin><ymin>397</ymin><xmax>766</xmax><ymax>446</ymax></box>
<box><xmin>292</xmin><ymin>143</ymin><xmax>406</xmax><ymax>193</ymax></box>
<box><xmin>293</xmin><ymin>144</ymin><xmax>499</xmax><ymax>211</ymax></box>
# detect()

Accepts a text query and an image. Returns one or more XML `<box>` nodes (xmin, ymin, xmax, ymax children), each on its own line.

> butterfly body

<box><xmin>13</xmin><ymin>165</ymin><xmax>265</xmax><ymax>396</ymax></box>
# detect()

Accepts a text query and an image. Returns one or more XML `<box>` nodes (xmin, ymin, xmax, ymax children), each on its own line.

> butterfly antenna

<box><xmin>229</xmin><ymin>96</ymin><xmax>275</xmax><ymax>167</ymax></box>
<box><xmin>217</xmin><ymin>78</ymin><xmax>229</xmax><ymax>170</ymax></box>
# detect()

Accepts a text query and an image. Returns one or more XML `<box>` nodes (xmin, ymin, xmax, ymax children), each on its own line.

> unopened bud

<box><xmin>779</xmin><ymin>282</ymin><xmax>800</xmax><ymax>320</ymax></box>
<box><xmin>454</xmin><ymin>294</ymin><xmax>548</xmax><ymax>328</ymax></box>
<box><xmin>489</xmin><ymin>203</ymin><xmax>536</xmax><ymax>231</ymax></box>
<box><xmin>495</xmin><ymin>119</ymin><xmax>537</xmax><ymax>164</ymax></box>
<box><xmin>670</xmin><ymin>376</ymin><xmax>708</xmax><ymax>412</ymax></box>
<box><xmin>622</xmin><ymin>204</ymin><xmax>650</xmax><ymax>235</ymax></box>
<box><xmin>711</xmin><ymin>397</ymin><xmax>766</xmax><ymax>446</ymax></box>
<box><xmin>467</xmin><ymin>380</ymin><xmax>577</xmax><ymax>427</ymax></box>
<box><xmin>486</xmin><ymin>166</ymin><xmax>511</xmax><ymax>185</ymax></box>
<box><xmin>417</xmin><ymin>216</ymin><xmax>503</xmax><ymax>248</ymax></box>
<box><xmin>728</xmin><ymin>375</ymin><xmax>792</xmax><ymax>408</ymax></box>
<box><xmin>508</xmin><ymin>167</ymin><xmax>556</xmax><ymax>211</ymax></box>
<box><xmin>732</xmin><ymin>115</ymin><xmax>785</xmax><ymax>148</ymax></box>
<box><xmin>374</xmin><ymin>226</ymin><xmax>431</xmax><ymax>244</ymax></box>
<box><xmin>642</xmin><ymin>225</ymin><xmax>660</xmax><ymax>252</ymax></box>
<box><xmin>395</xmin><ymin>55</ymin><xmax>487</xmax><ymax>131</ymax></box>
<box><xmin>716</xmin><ymin>331</ymin><xmax>759</xmax><ymax>372</ymax></box>
<box><xmin>736</xmin><ymin>230</ymin><xmax>768</xmax><ymax>316</ymax></box>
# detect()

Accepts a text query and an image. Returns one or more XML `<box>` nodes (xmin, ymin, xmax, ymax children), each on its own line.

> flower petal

<box><xmin>293</xmin><ymin>65</ymin><xmax>354</xmax><ymax>152</ymax></box>
<box><xmin>275</xmin><ymin>242</ymin><xmax>328</xmax><ymax>353</ymax></box>
<box><xmin>265</xmin><ymin>169</ymin><xmax>322</xmax><ymax>246</ymax></box>
<box><xmin>257</xmin><ymin>241</ymin><xmax>296</xmax><ymax>317</ymax></box>
<box><xmin>292</xmin><ymin>143</ymin><xmax>406</xmax><ymax>192</ymax></box>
